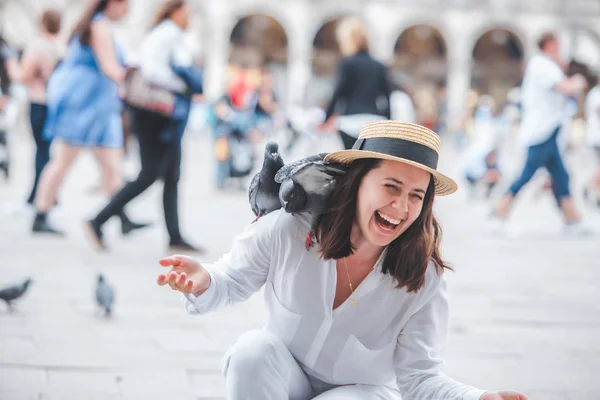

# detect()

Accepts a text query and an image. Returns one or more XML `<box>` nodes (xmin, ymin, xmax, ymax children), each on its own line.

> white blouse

<box><xmin>139</xmin><ymin>20</ymin><xmax>192</xmax><ymax>94</ymax></box>
<box><xmin>184</xmin><ymin>210</ymin><xmax>486</xmax><ymax>400</ymax></box>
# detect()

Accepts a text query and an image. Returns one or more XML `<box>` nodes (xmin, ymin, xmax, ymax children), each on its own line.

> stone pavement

<box><xmin>1</xmin><ymin>128</ymin><xmax>599</xmax><ymax>400</ymax></box>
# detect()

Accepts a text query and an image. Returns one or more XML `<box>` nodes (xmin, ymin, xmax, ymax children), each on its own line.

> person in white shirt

<box><xmin>86</xmin><ymin>0</ymin><xmax>203</xmax><ymax>253</ymax></box>
<box><xmin>158</xmin><ymin>121</ymin><xmax>529</xmax><ymax>400</ymax></box>
<box><xmin>493</xmin><ymin>32</ymin><xmax>588</xmax><ymax>234</ymax></box>
<box><xmin>584</xmin><ymin>78</ymin><xmax>600</xmax><ymax>206</ymax></box>
<box><xmin>390</xmin><ymin>84</ymin><xmax>416</xmax><ymax>123</ymax></box>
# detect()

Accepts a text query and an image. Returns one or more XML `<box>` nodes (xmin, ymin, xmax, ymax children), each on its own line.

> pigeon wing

<box><xmin>292</xmin><ymin>162</ymin><xmax>347</xmax><ymax>191</ymax></box>
<box><xmin>248</xmin><ymin>172</ymin><xmax>261</xmax><ymax>216</ymax></box>
<box><xmin>274</xmin><ymin>154</ymin><xmax>326</xmax><ymax>183</ymax></box>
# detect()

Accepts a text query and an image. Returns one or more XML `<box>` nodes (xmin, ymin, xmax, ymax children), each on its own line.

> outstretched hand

<box><xmin>157</xmin><ymin>255</ymin><xmax>211</xmax><ymax>296</ymax></box>
<box><xmin>481</xmin><ymin>390</ymin><xmax>530</xmax><ymax>400</ymax></box>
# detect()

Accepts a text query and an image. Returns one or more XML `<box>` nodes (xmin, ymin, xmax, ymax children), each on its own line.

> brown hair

<box><xmin>537</xmin><ymin>32</ymin><xmax>557</xmax><ymax>51</ymax></box>
<box><xmin>70</xmin><ymin>0</ymin><xmax>125</xmax><ymax>46</ymax></box>
<box><xmin>150</xmin><ymin>0</ymin><xmax>186</xmax><ymax>30</ymax></box>
<box><xmin>315</xmin><ymin>159</ymin><xmax>452</xmax><ymax>293</ymax></box>
<box><xmin>41</xmin><ymin>9</ymin><xmax>62</xmax><ymax>35</ymax></box>
<box><xmin>336</xmin><ymin>17</ymin><xmax>369</xmax><ymax>55</ymax></box>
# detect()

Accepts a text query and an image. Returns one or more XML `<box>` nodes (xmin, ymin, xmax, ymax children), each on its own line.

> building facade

<box><xmin>2</xmin><ymin>0</ymin><xmax>600</xmax><ymax>127</ymax></box>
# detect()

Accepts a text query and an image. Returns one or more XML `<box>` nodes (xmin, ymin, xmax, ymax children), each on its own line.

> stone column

<box><xmin>203</xmin><ymin>4</ymin><xmax>233</xmax><ymax>100</ymax></box>
<box><xmin>446</xmin><ymin>31</ymin><xmax>472</xmax><ymax>132</ymax></box>
<box><xmin>287</xmin><ymin>35</ymin><xmax>312</xmax><ymax>108</ymax></box>
<box><xmin>284</xmin><ymin>4</ymin><xmax>311</xmax><ymax>109</ymax></box>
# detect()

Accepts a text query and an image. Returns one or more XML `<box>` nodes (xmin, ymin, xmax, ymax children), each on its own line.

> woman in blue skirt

<box><xmin>32</xmin><ymin>0</ymin><xmax>147</xmax><ymax>235</ymax></box>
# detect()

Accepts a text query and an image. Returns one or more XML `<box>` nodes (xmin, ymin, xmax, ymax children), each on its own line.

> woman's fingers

<box><xmin>159</xmin><ymin>255</ymin><xmax>198</xmax><ymax>271</ymax></box>
<box><xmin>176</xmin><ymin>273</ymin><xmax>187</xmax><ymax>290</ymax></box>
<box><xmin>159</xmin><ymin>256</ymin><xmax>182</xmax><ymax>268</ymax></box>
<box><xmin>184</xmin><ymin>279</ymin><xmax>194</xmax><ymax>294</ymax></box>
<box><xmin>167</xmin><ymin>271</ymin><xmax>178</xmax><ymax>290</ymax></box>
<box><xmin>158</xmin><ymin>256</ymin><xmax>203</xmax><ymax>293</ymax></box>
<box><xmin>157</xmin><ymin>274</ymin><xmax>168</xmax><ymax>285</ymax></box>
<box><xmin>157</xmin><ymin>271</ymin><xmax>192</xmax><ymax>293</ymax></box>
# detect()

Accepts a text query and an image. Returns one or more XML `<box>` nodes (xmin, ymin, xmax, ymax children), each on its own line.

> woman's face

<box><xmin>107</xmin><ymin>0</ymin><xmax>129</xmax><ymax>21</ymax></box>
<box><xmin>172</xmin><ymin>5</ymin><xmax>190</xmax><ymax>30</ymax></box>
<box><xmin>355</xmin><ymin>160</ymin><xmax>431</xmax><ymax>248</ymax></box>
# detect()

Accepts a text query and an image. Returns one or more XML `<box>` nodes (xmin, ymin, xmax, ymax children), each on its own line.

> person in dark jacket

<box><xmin>320</xmin><ymin>17</ymin><xmax>391</xmax><ymax>149</ymax></box>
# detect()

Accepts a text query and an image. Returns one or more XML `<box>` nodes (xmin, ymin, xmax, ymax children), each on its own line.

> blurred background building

<box><xmin>2</xmin><ymin>0</ymin><xmax>599</xmax><ymax>130</ymax></box>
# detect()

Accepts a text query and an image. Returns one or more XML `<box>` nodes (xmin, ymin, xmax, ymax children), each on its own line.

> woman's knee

<box><xmin>314</xmin><ymin>385</ymin><xmax>402</xmax><ymax>400</ymax></box>
<box><xmin>222</xmin><ymin>330</ymin><xmax>285</xmax><ymax>377</ymax></box>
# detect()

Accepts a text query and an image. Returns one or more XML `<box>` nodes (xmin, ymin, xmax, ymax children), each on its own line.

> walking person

<box><xmin>584</xmin><ymin>75</ymin><xmax>600</xmax><ymax>207</ymax></box>
<box><xmin>31</xmin><ymin>0</ymin><xmax>147</xmax><ymax>235</ymax></box>
<box><xmin>158</xmin><ymin>121</ymin><xmax>529</xmax><ymax>400</ymax></box>
<box><xmin>85</xmin><ymin>0</ymin><xmax>203</xmax><ymax>253</ymax></box>
<box><xmin>5</xmin><ymin>9</ymin><xmax>65</xmax><ymax>207</ymax></box>
<box><xmin>492</xmin><ymin>32</ymin><xmax>589</xmax><ymax>234</ymax></box>
<box><xmin>319</xmin><ymin>17</ymin><xmax>391</xmax><ymax>149</ymax></box>
<box><xmin>0</xmin><ymin>35</ymin><xmax>16</xmax><ymax>179</ymax></box>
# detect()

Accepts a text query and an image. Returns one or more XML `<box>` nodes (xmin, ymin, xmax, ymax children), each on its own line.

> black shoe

<box><xmin>118</xmin><ymin>210</ymin><xmax>151</xmax><ymax>236</ymax></box>
<box><xmin>83</xmin><ymin>219</ymin><xmax>106</xmax><ymax>250</ymax></box>
<box><xmin>32</xmin><ymin>214</ymin><xmax>64</xmax><ymax>236</ymax></box>
<box><xmin>168</xmin><ymin>238</ymin><xmax>205</xmax><ymax>254</ymax></box>
<box><xmin>121</xmin><ymin>219</ymin><xmax>152</xmax><ymax>236</ymax></box>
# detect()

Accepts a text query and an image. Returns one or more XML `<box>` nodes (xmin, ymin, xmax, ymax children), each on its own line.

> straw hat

<box><xmin>324</xmin><ymin>121</ymin><xmax>458</xmax><ymax>196</ymax></box>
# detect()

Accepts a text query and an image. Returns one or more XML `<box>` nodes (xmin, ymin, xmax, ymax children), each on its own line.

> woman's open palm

<box><xmin>157</xmin><ymin>255</ymin><xmax>211</xmax><ymax>296</ymax></box>
<box><xmin>482</xmin><ymin>390</ymin><xmax>530</xmax><ymax>400</ymax></box>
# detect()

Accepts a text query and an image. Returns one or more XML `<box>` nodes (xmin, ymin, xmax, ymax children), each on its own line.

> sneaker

<box><xmin>485</xmin><ymin>211</ymin><xmax>507</xmax><ymax>235</ymax></box>
<box><xmin>32</xmin><ymin>214</ymin><xmax>64</xmax><ymax>236</ymax></box>
<box><xmin>168</xmin><ymin>238</ymin><xmax>205</xmax><ymax>254</ymax></box>
<box><xmin>83</xmin><ymin>220</ymin><xmax>106</xmax><ymax>250</ymax></box>
<box><xmin>564</xmin><ymin>222</ymin><xmax>594</xmax><ymax>237</ymax></box>
<box><xmin>121</xmin><ymin>218</ymin><xmax>152</xmax><ymax>236</ymax></box>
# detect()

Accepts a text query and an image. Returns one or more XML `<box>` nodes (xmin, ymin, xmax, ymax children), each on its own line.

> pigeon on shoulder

<box><xmin>275</xmin><ymin>154</ymin><xmax>347</xmax><ymax>248</ymax></box>
<box><xmin>248</xmin><ymin>142</ymin><xmax>285</xmax><ymax>222</ymax></box>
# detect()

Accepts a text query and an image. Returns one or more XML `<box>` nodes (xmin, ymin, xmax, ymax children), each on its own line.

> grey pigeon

<box><xmin>275</xmin><ymin>154</ymin><xmax>347</xmax><ymax>222</ymax></box>
<box><xmin>248</xmin><ymin>142</ymin><xmax>285</xmax><ymax>221</ymax></box>
<box><xmin>0</xmin><ymin>278</ymin><xmax>32</xmax><ymax>313</ymax></box>
<box><xmin>95</xmin><ymin>274</ymin><xmax>114</xmax><ymax>318</ymax></box>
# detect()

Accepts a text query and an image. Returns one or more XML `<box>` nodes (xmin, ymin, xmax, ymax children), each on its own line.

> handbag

<box><xmin>122</xmin><ymin>68</ymin><xmax>176</xmax><ymax>117</ymax></box>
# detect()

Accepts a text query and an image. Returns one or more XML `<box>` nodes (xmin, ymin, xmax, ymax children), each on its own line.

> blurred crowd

<box><xmin>1</xmin><ymin>0</ymin><xmax>599</xmax><ymax>250</ymax></box>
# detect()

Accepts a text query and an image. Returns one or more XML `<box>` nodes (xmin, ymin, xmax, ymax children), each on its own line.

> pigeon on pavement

<box><xmin>0</xmin><ymin>278</ymin><xmax>33</xmax><ymax>313</ymax></box>
<box><xmin>95</xmin><ymin>274</ymin><xmax>114</xmax><ymax>318</ymax></box>
<box><xmin>248</xmin><ymin>142</ymin><xmax>285</xmax><ymax>222</ymax></box>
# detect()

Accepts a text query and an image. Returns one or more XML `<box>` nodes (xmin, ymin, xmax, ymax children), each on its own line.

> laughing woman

<box><xmin>158</xmin><ymin>121</ymin><xmax>529</xmax><ymax>400</ymax></box>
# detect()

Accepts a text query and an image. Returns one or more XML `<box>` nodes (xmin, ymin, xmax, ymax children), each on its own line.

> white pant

<box><xmin>223</xmin><ymin>330</ymin><xmax>403</xmax><ymax>400</ymax></box>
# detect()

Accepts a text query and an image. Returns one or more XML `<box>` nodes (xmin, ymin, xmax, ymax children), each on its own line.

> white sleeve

<box><xmin>395</xmin><ymin>274</ymin><xmax>487</xmax><ymax>400</ymax></box>
<box><xmin>140</xmin><ymin>27</ymin><xmax>187</xmax><ymax>93</ymax></box>
<box><xmin>534</xmin><ymin>58</ymin><xmax>564</xmax><ymax>90</ymax></box>
<box><xmin>182</xmin><ymin>210</ymin><xmax>283</xmax><ymax>315</ymax></box>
